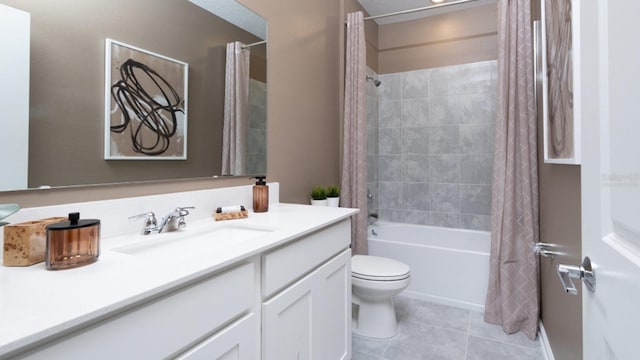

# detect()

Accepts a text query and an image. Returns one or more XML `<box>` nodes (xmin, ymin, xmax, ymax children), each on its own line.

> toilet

<box><xmin>351</xmin><ymin>255</ymin><xmax>411</xmax><ymax>339</ymax></box>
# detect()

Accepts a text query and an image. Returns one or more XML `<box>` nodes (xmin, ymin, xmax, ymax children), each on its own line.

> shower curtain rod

<box><xmin>241</xmin><ymin>40</ymin><xmax>266</xmax><ymax>49</ymax></box>
<box><xmin>360</xmin><ymin>0</ymin><xmax>478</xmax><ymax>22</ymax></box>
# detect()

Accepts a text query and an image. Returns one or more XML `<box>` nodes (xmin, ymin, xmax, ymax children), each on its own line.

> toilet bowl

<box><xmin>351</xmin><ymin>255</ymin><xmax>411</xmax><ymax>339</ymax></box>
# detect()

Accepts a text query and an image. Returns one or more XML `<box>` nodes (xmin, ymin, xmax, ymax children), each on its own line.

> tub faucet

<box><xmin>158</xmin><ymin>206</ymin><xmax>195</xmax><ymax>233</ymax></box>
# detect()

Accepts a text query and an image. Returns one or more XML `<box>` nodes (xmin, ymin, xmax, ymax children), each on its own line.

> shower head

<box><xmin>366</xmin><ymin>75</ymin><xmax>382</xmax><ymax>87</ymax></box>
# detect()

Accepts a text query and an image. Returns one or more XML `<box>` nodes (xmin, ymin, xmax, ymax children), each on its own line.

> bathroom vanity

<box><xmin>0</xmin><ymin>184</ymin><xmax>357</xmax><ymax>359</ymax></box>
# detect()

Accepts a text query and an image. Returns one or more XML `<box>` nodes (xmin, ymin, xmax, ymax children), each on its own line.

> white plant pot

<box><xmin>310</xmin><ymin>199</ymin><xmax>328</xmax><ymax>206</ymax></box>
<box><xmin>327</xmin><ymin>197</ymin><xmax>340</xmax><ymax>207</ymax></box>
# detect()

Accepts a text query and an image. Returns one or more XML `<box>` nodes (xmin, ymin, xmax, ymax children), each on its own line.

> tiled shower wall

<box><xmin>246</xmin><ymin>78</ymin><xmax>267</xmax><ymax>175</ymax></box>
<box><xmin>369</xmin><ymin>61</ymin><xmax>497</xmax><ymax>231</ymax></box>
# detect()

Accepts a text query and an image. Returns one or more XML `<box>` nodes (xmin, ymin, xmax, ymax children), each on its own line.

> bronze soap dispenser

<box><xmin>46</xmin><ymin>212</ymin><xmax>100</xmax><ymax>270</ymax></box>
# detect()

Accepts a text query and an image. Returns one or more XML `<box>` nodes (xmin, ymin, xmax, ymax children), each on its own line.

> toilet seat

<box><xmin>352</xmin><ymin>255</ymin><xmax>410</xmax><ymax>281</ymax></box>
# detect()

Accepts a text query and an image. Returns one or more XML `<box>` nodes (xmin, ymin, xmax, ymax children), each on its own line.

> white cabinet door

<box><xmin>262</xmin><ymin>271</ymin><xmax>314</xmax><ymax>360</ymax></box>
<box><xmin>312</xmin><ymin>250</ymin><xmax>351</xmax><ymax>360</ymax></box>
<box><xmin>176</xmin><ymin>314</ymin><xmax>258</xmax><ymax>360</ymax></box>
<box><xmin>262</xmin><ymin>249</ymin><xmax>351</xmax><ymax>360</ymax></box>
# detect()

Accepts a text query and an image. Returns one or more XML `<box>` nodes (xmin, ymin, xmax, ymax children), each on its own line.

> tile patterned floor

<box><xmin>352</xmin><ymin>296</ymin><xmax>545</xmax><ymax>360</ymax></box>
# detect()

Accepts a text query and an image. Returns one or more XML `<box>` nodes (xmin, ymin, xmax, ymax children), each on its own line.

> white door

<box><xmin>0</xmin><ymin>4</ymin><xmax>29</xmax><ymax>191</ymax></box>
<box><xmin>580</xmin><ymin>1</ymin><xmax>640</xmax><ymax>359</ymax></box>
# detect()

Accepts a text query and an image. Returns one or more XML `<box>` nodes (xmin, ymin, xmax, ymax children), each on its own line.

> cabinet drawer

<box><xmin>262</xmin><ymin>219</ymin><xmax>350</xmax><ymax>298</ymax></box>
<box><xmin>176</xmin><ymin>313</ymin><xmax>258</xmax><ymax>360</ymax></box>
<box><xmin>16</xmin><ymin>262</ymin><xmax>255</xmax><ymax>360</ymax></box>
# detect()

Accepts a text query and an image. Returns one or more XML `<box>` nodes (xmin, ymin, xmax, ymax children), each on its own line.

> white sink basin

<box><xmin>112</xmin><ymin>222</ymin><xmax>275</xmax><ymax>262</ymax></box>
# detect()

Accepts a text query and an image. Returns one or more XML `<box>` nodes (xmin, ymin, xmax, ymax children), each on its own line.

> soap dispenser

<box><xmin>252</xmin><ymin>176</ymin><xmax>269</xmax><ymax>213</ymax></box>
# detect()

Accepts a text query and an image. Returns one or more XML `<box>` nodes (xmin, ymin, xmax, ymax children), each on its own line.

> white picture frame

<box><xmin>104</xmin><ymin>39</ymin><xmax>188</xmax><ymax>160</ymax></box>
<box><xmin>540</xmin><ymin>0</ymin><xmax>581</xmax><ymax>165</ymax></box>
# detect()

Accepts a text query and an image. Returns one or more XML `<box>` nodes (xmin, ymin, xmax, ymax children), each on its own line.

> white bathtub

<box><xmin>367</xmin><ymin>221</ymin><xmax>490</xmax><ymax>311</ymax></box>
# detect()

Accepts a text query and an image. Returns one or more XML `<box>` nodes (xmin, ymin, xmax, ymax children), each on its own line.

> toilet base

<box><xmin>352</xmin><ymin>296</ymin><xmax>398</xmax><ymax>339</ymax></box>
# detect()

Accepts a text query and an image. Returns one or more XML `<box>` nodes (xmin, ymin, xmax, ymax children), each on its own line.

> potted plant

<box><xmin>310</xmin><ymin>185</ymin><xmax>328</xmax><ymax>206</ymax></box>
<box><xmin>326</xmin><ymin>184</ymin><xmax>340</xmax><ymax>207</ymax></box>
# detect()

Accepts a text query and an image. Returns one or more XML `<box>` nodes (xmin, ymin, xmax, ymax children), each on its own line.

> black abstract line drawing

<box><xmin>110</xmin><ymin>59</ymin><xmax>184</xmax><ymax>156</ymax></box>
<box><xmin>105</xmin><ymin>39</ymin><xmax>187</xmax><ymax>160</ymax></box>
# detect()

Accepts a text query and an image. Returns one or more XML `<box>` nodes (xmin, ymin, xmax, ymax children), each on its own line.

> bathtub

<box><xmin>367</xmin><ymin>221</ymin><xmax>490</xmax><ymax>311</ymax></box>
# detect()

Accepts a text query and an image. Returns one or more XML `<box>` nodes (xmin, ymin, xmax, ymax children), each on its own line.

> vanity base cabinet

<box><xmin>4</xmin><ymin>216</ymin><xmax>356</xmax><ymax>360</ymax></box>
<box><xmin>262</xmin><ymin>249</ymin><xmax>351</xmax><ymax>360</ymax></box>
<box><xmin>12</xmin><ymin>262</ymin><xmax>256</xmax><ymax>360</ymax></box>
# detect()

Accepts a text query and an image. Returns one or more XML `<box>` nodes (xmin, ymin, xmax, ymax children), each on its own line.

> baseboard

<box><xmin>399</xmin><ymin>290</ymin><xmax>485</xmax><ymax>312</ymax></box>
<box><xmin>539</xmin><ymin>321</ymin><xmax>555</xmax><ymax>360</ymax></box>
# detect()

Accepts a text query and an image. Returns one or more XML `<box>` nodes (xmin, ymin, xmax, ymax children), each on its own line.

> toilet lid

<box><xmin>352</xmin><ymin>255</ymin><xmax>410</xmax><ymax>281</ymax></box>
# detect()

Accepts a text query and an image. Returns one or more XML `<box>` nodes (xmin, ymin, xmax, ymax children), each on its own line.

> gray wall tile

<box><xmin>379</xmin><ymin>100</ymin><xmax>401</xmax><ymax>128</ymax></box>
<box><xmin>379</xmin><ymin>128</ymin><xmax>402</xmax><ymax>155</ymax></box>
<box><xmin>460</xmin><ymin>214</ymin><xmax>491</xmax><ymax>231</ymax></box>
<box><xmin>403</xmin><ymin>182</ymin><xmax>430</xmax><ymax>210</ymax></box>
<box><xmin>367</xmin><ymin>155</ymin><xmax>378</xmax><ymax>183</ymax></box>
<box><xmin>379</xmin><ymin>209</ymin><xmax>405</xmax><ymax>223</ymax></box>
<box><xmin>379</xmin><ymin>181</ymin><xmax>403</xmax><ymax>209</ymax></box>
<box><xmin>372</xmin><ymin>61</ymin><xmax>496</xmax><ymax>229</ymax></box>
<box><xmin>402</xmin><ymin>69</ymin><xmax>429</xmax><ymax>99</ymax></box>
<box><xmin>402</xmin><ymin>210</ymin><xmax>431</xmax><ymax>225</ymax></box>
<box><xmin>401</xmin><ymin>98</ymin><xmax>429</xmax><ymax>127</ymax></box>
<box><xmin>460</xmin><ymin>154</ymin><xmax>493</xmax><ymax>184</ymax></box>
<box><xmin>431</xmin><ymin>184</ymin><xmax>460</xmax><ymax>212</ymax></box>
<box><xmin>429</xmin><ymin>155</ymin><xmax>460</xmax><ymax>183</ymax></box>
<box><xmin>430</xmin><ymin>61</ymin><xmax>496</xmax><ymax>96</ymax></box>
<box><xmin>379</xmin><ymin>73</ymin><xmax>402</xmax><ymax>101</ymax></box>
<box><xmin>430</xmin><ymin>212</ymin><xmax>460</xmax><ymax>228</ymax></box>
<box><xmin>428</xmin><ymin>126</ymin><xmax>459</xmax><ymax>154</ymax></box>
<box><xmin>460</xmin><ymin>123</ymin><xmax>494</xmax><ymax>154</ymax></box>
<box><xmin>460</xmin><ymin>184</ymin><xmax>492</xmax><ymax>215</ymax></box>
<box><xmin>402</xmin><ymin>127</ymin><xmax>430</xmax><ymax>154</ymax></box>
<box><xmin>402</xmin><ymin>155</ymin><xmax>430</xmax><ymax>182</ymax></box>
<box><xmin>378</xmin><ymin>155</ymin><xmax>402</xmax><ymax>181</ymax></box>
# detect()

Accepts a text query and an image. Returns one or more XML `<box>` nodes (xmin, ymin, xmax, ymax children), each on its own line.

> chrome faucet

<box><xmin>158</xmin><ymin>206</ymin><xmax>194</xmax><ymax>233</ymax></box>
<box><xmin>129</xmin><ymin>206</ymin><xmax>194</xmax><ymax>235</ymax></box>
<box><xmin>128</xmin><ymin>212</ymin><xmax>159</xmax><ymax>235</ymax></box>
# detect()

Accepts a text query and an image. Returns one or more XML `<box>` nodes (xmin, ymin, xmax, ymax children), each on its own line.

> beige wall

<box><xmin>0</xmin><ymin>0</ymin><xmax>343</xmax><ymax>207</ymax></box>
<box><xmin>538</xmin><ymin>164</ymin><xmax>582</xmax><ymax>360</ymax></box>
<box><xmin>534</xmin><ymin>1</ymin><xmax>583</xmax><ymax>357</ymax></box>
<box><xmin>378</xmin><ymin>4</ymin><xmax>497</xmax><ymax>74</ymax></box>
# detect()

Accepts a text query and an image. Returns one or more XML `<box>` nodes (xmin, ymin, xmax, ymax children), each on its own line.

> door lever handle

<box><xmin>557</xmin><ymin>256</ymin><xmax>596</xmax><ymax>295</ymax></box>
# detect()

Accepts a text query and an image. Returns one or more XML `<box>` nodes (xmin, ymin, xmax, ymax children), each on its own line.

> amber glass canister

<box><xmin>46</xmin><ymin>212</ymin><xmax>100</xmax><ymax>270</ymax></box>
<box><xmin>252</xmin><ymin>176</ymin><xmax>269</xmax><ymax>213</ymax></box>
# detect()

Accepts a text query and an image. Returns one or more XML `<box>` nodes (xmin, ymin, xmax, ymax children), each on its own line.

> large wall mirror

<box><xmin>0</xmin><ymin>0</ymin><xmax>267</xmax><ymax>192</ymax></box>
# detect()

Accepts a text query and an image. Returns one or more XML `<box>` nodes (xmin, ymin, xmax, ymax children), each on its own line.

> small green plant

<box><xmin>326</xmin><ymin>184</ymin><xmax>340</xmax><ymax>198</ymax></box>
<box><xmin>310</xmin><ymin>185</ymin><xmax>327</xmax><ymax>200</ymax></box>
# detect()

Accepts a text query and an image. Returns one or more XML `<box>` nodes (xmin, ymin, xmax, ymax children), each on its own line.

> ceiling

<box><xmin>357</xmin><ymin>0</ymin><xmax>497</xmax><ymax>25</ymax></box>
<box><xmin>189</xmin><ymin>0</ymin><xmax>267</xmax><ymax>39</ymax></box>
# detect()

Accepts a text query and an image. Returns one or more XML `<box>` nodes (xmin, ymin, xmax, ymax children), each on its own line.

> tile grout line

<box><xmin>464</xmin><ymin>309</ymin><xmax>472</xmax><ymax>359</ymax></box>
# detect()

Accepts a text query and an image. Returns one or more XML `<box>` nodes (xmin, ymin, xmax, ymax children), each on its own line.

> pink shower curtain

<box><xmin>484</xmin><ymin>0</ymin><xmax>540</xmax><ymax>340</ymax></box>
<box><xmin>342</xmin><ymin>11</ymin><xmax>368</xmax><ymax>256</ymax></box>
<box><xmin>222</xmin><ymin>41</ymin><xmax>250</xmax><ymax>175</ymax></box>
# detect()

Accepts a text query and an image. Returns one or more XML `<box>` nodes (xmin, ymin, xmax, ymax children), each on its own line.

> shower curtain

<box><xmin>484</xmin><ymin>0</ymin><xmax>540</xmax><ymax>340</ymax></box>
<box><xmin>222</xmin><ymin>41</ymin><xmax>250</xmax><ymax>176</ymax></box>
<box><xmin>342</xmin><ymin>11</ymin><xmax>368</xmax><ymax>255</ymax></box>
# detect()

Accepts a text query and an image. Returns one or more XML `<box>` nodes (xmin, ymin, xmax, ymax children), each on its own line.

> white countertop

<box><xmin>0</xmin><ymin>203</ymin><xmax>357</xmax><ymax>357</ymax></box>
